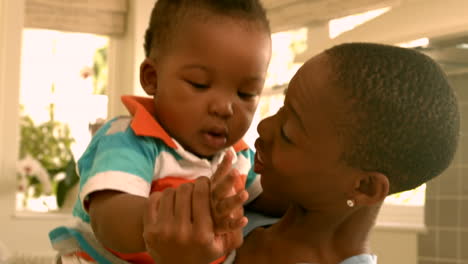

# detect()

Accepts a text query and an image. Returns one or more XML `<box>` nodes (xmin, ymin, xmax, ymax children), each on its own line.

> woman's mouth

<box><xmin>254</xmin><ymin>141</ymin><xmax>265</xmax><ymax>173</ymax></box>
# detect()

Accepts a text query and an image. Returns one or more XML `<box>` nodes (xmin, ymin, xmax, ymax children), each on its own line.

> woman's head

<box><xmin>325</xmin><ymin>43</ymin><xmax>460</xmax><ymax>194</ymax></box>
<box><xmin>255</xmin><ymin>43</ymin><xmax>460</xmax><ymax>210</ymax></box>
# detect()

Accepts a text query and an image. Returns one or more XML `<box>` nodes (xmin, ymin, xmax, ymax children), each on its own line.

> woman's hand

<box><xmin>143</xmin><ymin>175</ymin><xmax>247</xmax><ymax>264</ymax></box>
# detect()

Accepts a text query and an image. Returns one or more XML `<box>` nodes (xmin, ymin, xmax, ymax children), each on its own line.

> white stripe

<box><xmin>61</xmin><ymin>255</ymin><xmax>95</xmax><ymax>264</ymax></box>
<box><xmin>154</xmin><ymin>152</ymin><xmax>215</xmax><ymax>180</ymax></box>
<box><xmin>223</xmin><ymin>251</ymin><xmax>236</xmax><ymax>264</ymax></box>
<box><xmin>232</xmin><ymin>153</ymin><xmax>252</xmax><ymax>175</ymax></box>
<box><xmin>245</xmin><ymin>176</ymin><xmax>263</xmax><ymax>204</ymax></box>
<box><xmin>154</xmin><ymin>147</ymin><xmax>252</xmax><ymax>180</ymax></box>
<box><xmin>80</xmin><ymin>171</ymin><xmax>150</xmax><ymax>211</ymax></box>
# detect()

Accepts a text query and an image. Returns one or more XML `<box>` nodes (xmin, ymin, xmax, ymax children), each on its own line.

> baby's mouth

<box><xmin>203</xmin><ymin>130</ymin><xmax>228</xmax><ymax>149</ymax></box>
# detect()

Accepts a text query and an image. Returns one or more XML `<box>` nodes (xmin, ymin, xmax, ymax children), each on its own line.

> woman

<box><xmin>142</xmin><ymin>43</ymin><xmax>460</xmax><ymax>264</ymax></box>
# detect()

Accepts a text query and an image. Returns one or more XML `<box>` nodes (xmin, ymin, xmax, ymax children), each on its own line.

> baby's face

<box><xmin>147</xmin><ymin>18</ymin><xmax>271</xmax><ymax>158</ymax></box>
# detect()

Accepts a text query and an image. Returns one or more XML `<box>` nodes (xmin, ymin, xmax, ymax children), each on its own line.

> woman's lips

<box><xmin>254</xmin><ymin>150</ymin><xmax>265</xmax><ymax>173</ymax></box>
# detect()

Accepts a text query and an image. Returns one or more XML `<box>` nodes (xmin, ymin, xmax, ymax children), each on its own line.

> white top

<box><xmin>223</xmin><ymin>211</ymin><xmax>378</xmax><ymax>264</ymax></box>
<box><xmin>223</xmin><ymin>251</ymin><xmax>377</xmax><ymax>264</ymax></box>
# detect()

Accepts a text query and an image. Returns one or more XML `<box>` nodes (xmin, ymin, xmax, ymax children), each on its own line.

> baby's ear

<box><xmin>353</xmin><ymin>171</ymin><xmax>389</xmax><ymax>206</ymax></box>
<box><xmin>140</xmin><ymin>58</ymin><xmax>158</xmax><ymax>96</ymax></box>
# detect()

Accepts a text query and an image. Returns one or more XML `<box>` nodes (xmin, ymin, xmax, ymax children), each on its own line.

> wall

<box><xmin>106</xmin><ymin>0</ymin><xmax>155</xmax><ymax>117</ymax></box>
<box><xmin>0</xmin><ymin>0</ymin><xmax>155</xmax><ymax>257</ymax></box>
<box><xmin>0</xmin><ymin>0</ymin><xmax>75</xmax><ymax>257</ymax></box>
<box><xmin>418</xmin><ymin>73</ymin><xmax>468</xmax><ymax>264</ymax></box>
<box><xmin>371</xmin><ymin>229</ymin><xmax>418</xmax><ymax>264</ymax></box>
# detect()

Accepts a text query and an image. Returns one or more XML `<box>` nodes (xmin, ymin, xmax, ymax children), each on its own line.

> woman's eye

<box><xmin>280</xmin><ymin>126</ymin><xmax>292</xmax><ymax>144</ymax></box>
<box><xmin>187</xmin><ymin>81</ymin><xmax>208</xmax><ymax>89</ymax></box>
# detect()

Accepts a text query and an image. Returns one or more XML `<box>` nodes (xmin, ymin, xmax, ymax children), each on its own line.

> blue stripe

<box><xmin>49</xmin><ymin>227</ymin><xmax>113</xmax><ymax>264</ymax></box>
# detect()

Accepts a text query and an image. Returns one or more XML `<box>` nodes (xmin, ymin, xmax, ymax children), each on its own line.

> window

<box><xmin>16</xmin><ymin>29</ymin><xmax>109</xmax><ymax>213</ymax></box>
<box><xmin>328</xmin><ymin>7</ymin><xmax>391</xmax><ymax>39</ymax></box>
<box><xmin>244</xmin><ymin>28</ymin><xmax>307</xmax><ymax>147</ymax></box>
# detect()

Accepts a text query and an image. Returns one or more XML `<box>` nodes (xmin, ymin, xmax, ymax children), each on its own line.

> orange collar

<box><xmin>121</xmin><ymin>95</ymin><xmax>249</xmax><ymax>152</ymax></box>
<box><xmin>121</xmin><ymin>95</ymin><xmax>177</xmax><ymax>148</ymax></box>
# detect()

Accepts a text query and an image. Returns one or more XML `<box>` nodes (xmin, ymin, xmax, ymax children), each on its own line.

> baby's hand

<box><xmin>211</xmin><ymin>151</ymin><xmax>249</xmax><ymax>235</ymax></box>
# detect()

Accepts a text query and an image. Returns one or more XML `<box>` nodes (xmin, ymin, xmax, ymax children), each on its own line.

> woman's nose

<box><xmin>257</xmin><ymin>115</ymin><xmax>273</xmax><ymax>141</ymax></box>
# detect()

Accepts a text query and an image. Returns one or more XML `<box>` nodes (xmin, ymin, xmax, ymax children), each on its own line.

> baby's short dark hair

<box><xmin>325</xmin><ymin>43</ymin><xmax>460</xmax><ymax>194</ymax></box>
<box><xmin>144</xmin><ymin>0</ymin><xmax>270</xmax><ymax>58</ymax></box>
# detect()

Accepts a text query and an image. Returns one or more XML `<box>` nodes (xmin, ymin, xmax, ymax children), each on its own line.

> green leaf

<box><xmin>55</xmin><ymin>158</ymin><xmax>79</xmax><ymax>208</ymax></box>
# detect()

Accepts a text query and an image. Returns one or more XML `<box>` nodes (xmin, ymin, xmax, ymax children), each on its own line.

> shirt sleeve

<box><xmin>76</xmin><ymin>117</ymin><xmax>157</xmax><ymax>213</ymax></box>
<box><xmin>339</xmin><ymin>254</ymin><xmax>378</xmax><ymax>264</ymax></box>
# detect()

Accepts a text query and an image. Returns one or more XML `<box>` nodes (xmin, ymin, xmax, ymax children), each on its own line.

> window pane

<box><xmin>17</xmin><ymin>29</ymin><xmax>109</xmax><ymax>212</ymax></box>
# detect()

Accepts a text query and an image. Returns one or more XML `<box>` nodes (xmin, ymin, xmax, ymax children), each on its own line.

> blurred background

<box><xmin>0</xmin><ymin>0</ymin><xmax>467</xmax><ymax>263</ymax></box>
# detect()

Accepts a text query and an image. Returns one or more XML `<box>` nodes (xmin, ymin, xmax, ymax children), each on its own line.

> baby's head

<box><xmin>324</xmin><ymin>43</ymin><xmax>460</xmax><ymax>194</ymax></box>
<box><xmin>143</xmin><ymin>0</ymin><xmax>270</xmax><ymax>59</ymax></box>
<box><xmin>140</xmin><ymin>0</ymin><xmax>272</xmax><ymax>158</ymax></box>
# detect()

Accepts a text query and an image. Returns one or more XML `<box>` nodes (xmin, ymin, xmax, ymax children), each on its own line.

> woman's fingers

<box><xmin>174</xmin><ymin>182</ymin><xmax>194</xmax><ymax>225</ymax></box>
<box><xmin>145</xmin><ymin>191</ymin><xmax>163</xmax><ymax>224</ymax></box>
<box><xmin>157</xmin><ymin>188</ymin><xmax>176</xmax><ymax>223</ymax></box>
<box><xmin>192</xmin><ymin>177</ymin><xmax>214</xmax><ymax>229</ymax></box>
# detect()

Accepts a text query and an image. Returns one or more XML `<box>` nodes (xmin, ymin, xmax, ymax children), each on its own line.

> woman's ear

<box><xmin>353</xmin><ymin>172</ymin><xmax>389</xmax><ymax>206</ymax></box>
<box><xmin>140</xmin><ymin>58</ymin><xmax>158</xmax><ymax>96</ymax></box>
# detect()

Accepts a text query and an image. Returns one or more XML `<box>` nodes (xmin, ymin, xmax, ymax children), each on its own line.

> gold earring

<box><xmin>347</xmin><ymin>199</ymin><xmax>355</xmax><ymax>207</ymax></box>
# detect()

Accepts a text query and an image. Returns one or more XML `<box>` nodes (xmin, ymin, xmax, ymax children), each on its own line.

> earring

<box><xmin>347</xmin><ymin>199</ymin><xmax>355</xmax><ymax>207</ymax></box>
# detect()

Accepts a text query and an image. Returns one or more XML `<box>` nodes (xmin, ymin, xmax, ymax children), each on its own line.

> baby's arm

<box><xmin>88</xmin><ymin>191</ymin><xmax>148</xmax><ymax>253</ymax></box>
<box><xmin>76</xmin><ymin>117</ymin><xmax>156</xmax><ymax>253</ymax></box>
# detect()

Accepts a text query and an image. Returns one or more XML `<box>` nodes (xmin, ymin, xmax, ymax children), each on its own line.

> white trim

<box><xmin>80</xmin><ymin>170</ymin><xmax>151</xmax><ymax>208</ymax></box>
<box><xmin>12</xmin><ymin>211</ymin><xmax>73</xmax><ymax>220</ymax></box>
<box><xmin>106</xmin><ymin>0</ymin><xmax>154</xmax><ymax>118</ymax></box>
<box><xmin>0</xmin><ymin>0</ymin><xmax>23</xmax><ymax>198</ymax></box>
<box><xmin>107</xmin><ymin>37</ymin><xmax>136</xmax><ymax>117</ymax></box>
<box><xmin>245</xmin><ymin>177</ymin><xmax>263</xmax><ymax>204</ymax></box>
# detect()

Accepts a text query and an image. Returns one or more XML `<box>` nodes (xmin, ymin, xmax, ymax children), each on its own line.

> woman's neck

<box><xmin>261</xmin><ymin>203</ymin><xmax>381</xmax><ymax>263</ymax></box>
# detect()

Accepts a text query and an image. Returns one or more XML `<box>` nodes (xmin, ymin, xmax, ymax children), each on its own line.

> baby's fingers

<box><xmin>215</xmin><ymin>190</ymin><xmax>249</xmax><ymax>218</ymax></box>
<box><xmin>216</xmin><ymin>215</ymin><xmax>248</xmax><ymax>234</ymax></box>
<box><xmin>211</xmin><ymin>151</ymin><xmax>234</xmax><ymax>186</ymax></box>
<box><xmin>212</xmin><ymin>169</ymin><xmax>241</xmax><ymax>202</ymax></box>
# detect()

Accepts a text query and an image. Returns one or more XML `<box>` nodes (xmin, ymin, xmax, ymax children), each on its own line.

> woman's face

<box><xmin>254</xmin><ymin>53</ymin><xmax>360</xmax><ymax>211</ymax></box>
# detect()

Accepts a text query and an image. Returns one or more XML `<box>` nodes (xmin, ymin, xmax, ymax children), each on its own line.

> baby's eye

<box><xmin>238</xmin><ymin>91</ymin><xmax>257</xmax><ymax>100</ymax></box>
<box><xmin>187</xmin><ymin>80</ymin><xmax>209</xmax><ymax>89</ymax></box>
